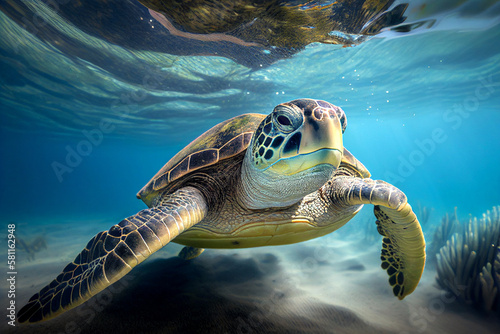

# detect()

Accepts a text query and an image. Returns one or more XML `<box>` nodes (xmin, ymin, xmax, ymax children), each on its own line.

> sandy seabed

<box><xmin>2</xmin><ymin>219</ymin><xmax>499</xmax><ymax>334</ymax></box>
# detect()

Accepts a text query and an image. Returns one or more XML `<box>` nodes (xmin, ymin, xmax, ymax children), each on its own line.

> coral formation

<box><xmin>435</xmin><ymin>206</ymin><xmax>500</xmax><ymax>312</ymax></box>
<box><xmin>427</xmin><ymin>208</ymin><xmax>459</xmax><ymax>265</ymax></box>
<box><xmin>417</xmin><ymin>202</ymin><xmax>432</xmax><ymax>228</ymax></box>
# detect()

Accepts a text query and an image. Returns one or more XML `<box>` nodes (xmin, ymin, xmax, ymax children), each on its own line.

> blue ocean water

<box><xmin>1</xmin><ymin>1</ymin><xmax>500</xmax><ymax>333</ymax></box>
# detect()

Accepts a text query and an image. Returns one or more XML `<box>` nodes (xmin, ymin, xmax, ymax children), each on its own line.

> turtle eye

<box><xmin>277</xmin><ymin>115</ymin><xmax>291</xmax><ymax>126</ymax></box>
<box><xmin>272</xmin><ymin>104</ymin><xmax>302</xmax><ymax>133</ymax></box>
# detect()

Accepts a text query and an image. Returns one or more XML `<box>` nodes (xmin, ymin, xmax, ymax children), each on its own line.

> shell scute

<box><xmin>189</xmin><ymin>149</ymin><xmax>219</xmax><ymax>170</ymax></box>
<box><xmin>137</xmin><ymin>113</ymin><xmax>266</xmax><ymax>205</ymax></box>
<box><xmin>219</xmin><ymin>133</ymin><xmax>245</xmax><ymax>158</ymax></box>
<box><xmin>168</xmin><ymin>155</ymin><xmax>191</xmax><ymax>184</ymax></box>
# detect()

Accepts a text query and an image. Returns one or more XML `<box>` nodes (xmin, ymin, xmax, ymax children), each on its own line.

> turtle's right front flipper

<box><xmin>325</xmin><ymin>177</ymin><xmax>425</xmax><ymax>300</ymax></box>
<box><xmin>18</xmin><ymin>187</ymin><xmax>207</xmax><ymax>323</ymax></box>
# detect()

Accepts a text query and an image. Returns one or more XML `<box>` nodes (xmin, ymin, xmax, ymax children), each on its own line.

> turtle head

<box><xmin>240</xmin><ymin>99</ymin><xmax>346</xmax><ymax>209</ymax></box>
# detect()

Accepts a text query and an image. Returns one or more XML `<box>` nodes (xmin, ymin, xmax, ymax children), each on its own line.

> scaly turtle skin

<box><xmin>18</xmin><ymin>99</ymin><xmax>425</xmax><ymax>323</ymax></box>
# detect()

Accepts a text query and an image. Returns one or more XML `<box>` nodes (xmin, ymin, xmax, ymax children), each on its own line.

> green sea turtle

<box><xmin>18</xmin><ymin>99</ymin><xmax>425</xmax><ymax>323</ymax></box>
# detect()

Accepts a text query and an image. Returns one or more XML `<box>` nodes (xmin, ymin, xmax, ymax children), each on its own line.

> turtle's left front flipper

<box><xmin>18</xmin><ymin>187</ymin><xmax>207</xmax><ymax>323</ymax></box>
<box><xmin>326</xmin><ymin>177</ymin><xmax>425</xmax><ymax>299</ymax></box>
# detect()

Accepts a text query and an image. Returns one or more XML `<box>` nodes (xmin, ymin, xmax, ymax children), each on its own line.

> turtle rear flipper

<box><xmin>178</xmin><ymin>246</ymin><xmax>205</xmax><ymax>260</ymax></box>
<box><xmin>327</xmin><ymin>177</ymin><xmax>426</xmax><ymax>299</ymax></box>
<box><xmin>18</xmin><ymin>187</ymin><xmax>207</xmax><ymax>323</ymax></box>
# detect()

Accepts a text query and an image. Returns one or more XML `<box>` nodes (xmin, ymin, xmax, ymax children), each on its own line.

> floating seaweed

<box><xmin>435</xmin><ymin>206</ymin><xmax>500</xmax><ymax>313</ymax></box>
<box><xmin>17</xmin><ymin>235</ymin><xmax>47</xmax><ymax>261</ymax></box>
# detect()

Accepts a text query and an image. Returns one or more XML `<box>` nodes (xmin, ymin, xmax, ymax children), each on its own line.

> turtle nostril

<box><xmin>328</xmin><ymin>108</ymin><xmax>338</xmax><ymax>119</ymax></box>
<box><xmin>313</xmin><ymin>108</ymin><xmax>325</xmax><ymax>120</ymax></box>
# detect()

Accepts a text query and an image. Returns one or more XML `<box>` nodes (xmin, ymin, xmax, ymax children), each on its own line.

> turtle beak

<box><xmin>299</xmin><ymin>108</ymin><xmax>343</xmax><ymax>163</ymax></box>
<box><xmin>270</xmin><ymin>108</ymin><xmax>344</xmax><ymax>175</ymax></box>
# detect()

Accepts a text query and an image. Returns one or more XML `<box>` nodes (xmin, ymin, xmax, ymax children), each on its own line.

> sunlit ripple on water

<box><xmin>0</xmin><ymin>0</ymin><xmax>499</xmax><ymax>140</ymax></box>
